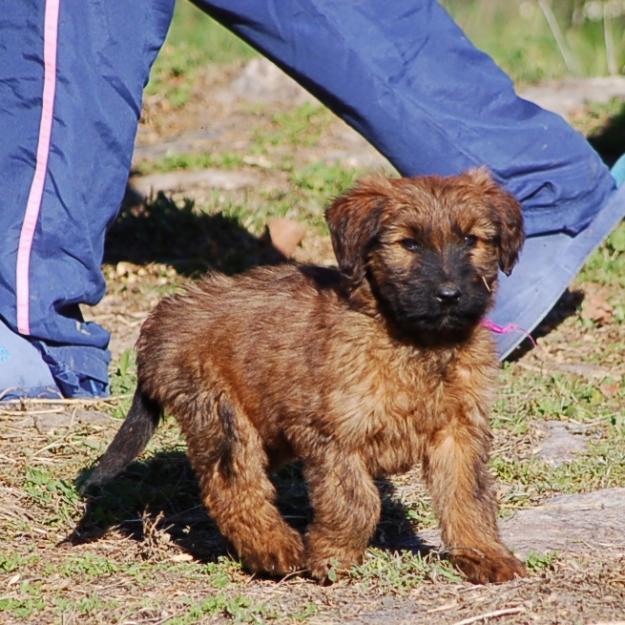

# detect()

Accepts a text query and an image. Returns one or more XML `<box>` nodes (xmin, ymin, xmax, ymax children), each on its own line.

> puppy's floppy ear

<box><xmin>325</xmin><ymin>179</ymin><xmax>387</xmax><ymax>284</ymax></box>
<box><xmin>466</xmin><ymin>167</ymin><xmax>525</xmax><ymax>276</ymax></box>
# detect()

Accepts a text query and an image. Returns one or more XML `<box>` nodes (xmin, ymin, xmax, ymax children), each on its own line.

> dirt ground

<box><xmin>1</xmin><ymin>61</ymin><xmax>625</xmax><ymax>625</ymax></box>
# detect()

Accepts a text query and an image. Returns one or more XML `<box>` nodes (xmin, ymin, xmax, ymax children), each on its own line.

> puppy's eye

<box><xmin>463</xmin><ymin>234</ymin><xmax>478</xmax><ymax>247</ymax></box>
<box><xmin>400</xmin><ymin>238</ymin><xmax>420</xmax><ymax>252</ymax></box>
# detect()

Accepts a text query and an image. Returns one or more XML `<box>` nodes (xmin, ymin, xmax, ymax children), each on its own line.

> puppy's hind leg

<box><xmin>303</xmin><ymin>450</ymin><xmax>381</xmax><ymax>582</ymax></box>
<box><xmin>185</xmin><ymin>395</ymin><xmax>304</xmax><ymax>577</ymax></box>
<box><xmin>422</xmin><ymin>420</ymin><xmax>526</xmax><ymax>583</ymax></box>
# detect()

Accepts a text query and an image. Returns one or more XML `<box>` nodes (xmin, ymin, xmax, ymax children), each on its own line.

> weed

<box><xmin>56</xmin><ymin>553</ymin><xmax>120</xmax><ymax>580</ymax></box>
<box><xmin>492</xmin><ymin>440</ymin><xmax>625</xmax><ymax>504</ymax></box>
<box><xmin>579</xmin><ymin>222</ymin><xmax>625</xmax><ymax>289</ymax></box>
<box><xmin>0</xmin><ymin>554</ymin><xmax>39</xmax><ymax>574</ymax></box>
<box><xmin>0</xmin><ymin>596</ymin><xmax>46</xmax><ymax>620</ymax></box>
<box><xmin>111</xmin><ymin>348</ymin><xmax>137</xmax><ymax>396</ymax></box>
<box><xmin>291</xmin><ymin>161</ymin><xmax>360</xmax><ymax>197</ymax></box>
<box><xmin>350</xmin><ymin>549</ymin><xmax>462</xmax><ymax>594</ymax></box>
<box><xmin>0</xmin><ymin>582</ymin><xmax>45</xmax><ymax>619</ymax></box>
<box><xmin>23</xmin><ymin>466</ymin><xmax>81</xmax><ymax>527</ymax></box>
<box><xmin>202</xmin><ymin>557</ymin><xmax>242</xmax><ymax>589</ymax></box>
<box><xmin>53</xmin><ymin>594</ymin><xmax>111</xmax><ymax>617</ymax></box>
<box><xmin>293</xmin><ymin>603</ymin><xmax>318</xmax><ymax>621</ymax></box>
<box><xmin>168</xmin><ymin>593</ymin><xmax>277</xmax><ymax>625</ymax></box>
<box><xmin>526</xmin><ymin>550</ymin><xmax>560</xmax><ymax>572</ymax></box>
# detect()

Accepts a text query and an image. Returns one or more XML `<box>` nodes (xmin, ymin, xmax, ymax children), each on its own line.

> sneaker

<box><xmin>0</xmin><ymin>320</ymin><xmax>61</xmax><ymax>399</ymax></box>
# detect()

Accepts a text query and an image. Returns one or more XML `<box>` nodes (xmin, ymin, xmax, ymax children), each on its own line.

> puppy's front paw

<box><xmin>306</xmin><ymin>548</ymin><xmax>364</xmax><ymax>584</ymax></box>
<box><xmin>451</xmin><ymin>548</ymin><xmax>527</xmax><ymax>584</ymax></box>
<box><xmin>242</xmin><ymin>528</ymin><xmax>305</xmax><ymax>577</ymax></box>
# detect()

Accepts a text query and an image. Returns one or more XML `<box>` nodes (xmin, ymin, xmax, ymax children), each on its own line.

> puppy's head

<box><xmin>326</xmin><ymin>168</ymin><xmax>524</xmax><ymax>343</ymax></box>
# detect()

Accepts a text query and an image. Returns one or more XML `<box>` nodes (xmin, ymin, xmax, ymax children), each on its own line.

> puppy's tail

<box><xmin>81</xmin><ymin>388</ymin><xmax>161</xmax><ymax>492</ymax></box>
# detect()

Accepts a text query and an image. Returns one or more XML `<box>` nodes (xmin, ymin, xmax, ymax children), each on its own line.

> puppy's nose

<box><xmin>436</xmin><ymin>283</ymin><xmax>461</xmax><ymax>304</ymax></box>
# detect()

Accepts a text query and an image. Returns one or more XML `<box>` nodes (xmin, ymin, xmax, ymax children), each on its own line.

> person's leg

<box><xmin>0</xmin><ymin>0</ymin><xmax>175</xmax><ymax>398</ymax></box>
<box><xmin>196</xmin><ymin>0</ymin><xmax>622</xmax><ymax>356</ymax></box>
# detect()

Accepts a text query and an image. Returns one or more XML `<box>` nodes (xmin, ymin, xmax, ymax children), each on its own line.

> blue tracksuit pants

<box><xmin>0</xmin><ymin>0</ymin><xmax>618</xmax><ymax>396</ymax></box>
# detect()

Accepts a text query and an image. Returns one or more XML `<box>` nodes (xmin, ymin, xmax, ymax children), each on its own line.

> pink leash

<box><xmin>480</xmin><ymin>319</ymin><xmax>537</xmax><ymax>348</ymax></box>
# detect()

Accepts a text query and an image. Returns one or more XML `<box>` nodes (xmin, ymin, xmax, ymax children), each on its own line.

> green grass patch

<box><xmin>0</xmin><ymin>553</ymin><xmax>40</xmax><ymax>574</ymax></box>
<box><xmin>493</xmin><ymin>439</ymin><xmax>625</xmax><ymax>504</ymax></box>
<box><xmin>0</xmin><ymin>582</ymin><xmax>45</xmax><ymax>620</ymax></box>
<box><xmin>494</xmin><ymin>365</ymin><xmax>625</xmax><ymax>430</ymax></box>
<box><xmin>350</xmin><ymin>549</ymin><xmax>462</xmax><ymax>594</ymax></box>
<box><xmin>56</xmin><ymin>553</ymin><xmax>121</xmax><ymax>581</ymax></box>
<box><xmin>579</xmin><ymin>221</ymin><xmax>625</xmax><ymax>289</ymax></box>
<box><xmin>441</xmin><ymin>1</ymin><xmax>625</xmax><ymax>82</ymax></box>
<box><xmin>252</xmin><ymin>103</ymin><xmax>334</xmax><ymax>152</ymax></box>
<box><xmin>525</xmin><ymin>550</ymin><xmax>560</xmax><ymax>572</ymax></box>
<box><xmin>134</xmin><ymin>151</ymin><xmax>247</xmax><ymax>175</ymax></box>
<box><xmin>168</xmin><ymin>593</ymin><xmax>277</xmax><ymax>625</ymax></box>
<box><xmin>23</xmin><ymin>466</ymin><xmax>81</xmax><ymax>527</ymax></box>
<box><xmin>53</xmin><ymin>594</ymin><xmax>114</xmax><ymax>617</ymax></box>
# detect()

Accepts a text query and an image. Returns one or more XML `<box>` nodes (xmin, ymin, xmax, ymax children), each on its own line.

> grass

<box><xmin>134</xmin><ymin>151</ymin><xmax>247</xmax><ymax>176</ymax></box>
<box><xmin>251</xmin><ymin>103</ymin><xmax>334</xmax><ymax>152</ymax></box>
<box><xmin>579</xmin><ymin>221</ymin><xmax>625</xmax><ymax>288</ymax></box>
<box><xmin>525</xmin><ymin>550</ymin><xmax>559</xmax><ymax>572</ymax></box>
<box><xmin>350</xmin><ymin>550</ymin><xmax>463</xmax><ymax>594</ymax></box>
<box><xmin>441</xmin><ymin>0</ymin><xmax>625</xmax><ymax>82</ymax></box>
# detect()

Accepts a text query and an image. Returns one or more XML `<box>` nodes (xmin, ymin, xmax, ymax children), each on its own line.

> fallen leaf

<box><xmin>600</xmin><ymin>382</ymin><xmax>621</xmax><ymax>398</ymax></box>
<box><xmin>265</xmin><ymin>218</ymin><xmax>307</xmax><ymax>258</ymax></box>
<box><xmin>169</xmin><ymin>553</ymin><xmax>194</xmax><ymax>562</ymax></box>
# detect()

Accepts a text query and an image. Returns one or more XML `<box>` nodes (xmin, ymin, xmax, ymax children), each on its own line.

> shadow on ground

<box><xmin>70</xmin><ymin>452</ymin><xmax>431</xmax><ymax>567</ymax></box>
<box><xmin>105</xmin><ymin>188</ymin><xmax>285</xmax><ymax>277</ymax></box>
<box><xmin>589</xmin><ymin>100</ymin><xmax>625</xmax><ymax>167</ymax></box>
<box><xmin>506</xmin><ymin>288</ymin><xmax>584</xmax><ymax>361</ymax></box>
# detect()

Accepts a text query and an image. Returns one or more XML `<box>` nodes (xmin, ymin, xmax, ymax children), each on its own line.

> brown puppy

<box><xmin>85</xmin><ymin>168</ymin><xmax>526</xmax><ymax>584</ymax></box>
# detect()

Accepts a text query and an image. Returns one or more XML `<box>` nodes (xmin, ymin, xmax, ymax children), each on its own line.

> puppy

<box><xmin>85</xmin><ymin>168</ymin><xmax>527</xmax><ymax>584</ymax></box>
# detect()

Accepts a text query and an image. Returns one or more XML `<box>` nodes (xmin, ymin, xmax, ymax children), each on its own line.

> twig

<box><xmin>603</xmin><ymin>2</ymin><xmax>618</xmax><ymax>76</ymax></box>
<box><xmin>0</xmin><ymin>394</ymin><xmax>131</xmax><ymax>406</ymax></box>
<box><xmin>427</xmin><ymin>600</ymin><xmax>458</xmax><ymax>614</ymax></box>
<box><xmin>0</xmin><ymin>408</ymin><xmax>64</xmax><ymax>416</ymax></box>
<box><xmin>276</xmin><ymin>569</ymin><xmax>307</xmax><ymax>585</ymax></box>
<box><xmin>451</xmin><ymin>607</ymin><xmax>525</xmax><ymax>625</ymax></box>
<box><xmin>537</xmin><ymin>0</ymin><xmax>580</xmax><ymax>75</ymax></box>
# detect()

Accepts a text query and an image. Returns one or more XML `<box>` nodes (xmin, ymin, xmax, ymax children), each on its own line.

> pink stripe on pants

<box><xmin>15</xmin><ymin>0</ymin><xmax>61</xmax><ymax>335</ymax></box>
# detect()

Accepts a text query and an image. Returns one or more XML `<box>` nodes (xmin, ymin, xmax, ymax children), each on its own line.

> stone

<box><xmin>130</xmin><ymin>168</ymin><xmax>260</xmax><ymax>197</ymax></box>
<box><xmin>228</xmin><ymin>58</ymin><xmax>315</xmax><ymax>104</ymax></box>
<box><xmin>519</xmin><ymin>77</ymin><xmax>625</xmax><ymax>118</ymax></box>
<box><xmin>265</xmin><ymin>218</ymin><xmax>307</xmax><ymax>258</ymax></box>
<box><xmin>27</xmin><ymin>409</ymin><xmax>112</xmax><ymax>434</ymax></box>
<box><xmin>417</xmin><ymin>488</ymin><xmax>625</xmax><ymax>558</ymax></box>
<box><xmin>534</xmin><ymin>420</ymin><xmax>589</xmax><ymax>466</ymax></box>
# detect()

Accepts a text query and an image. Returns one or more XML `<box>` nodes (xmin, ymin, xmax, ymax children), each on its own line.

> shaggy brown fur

<box><xmin>86</xmin><ymin>168</ymin><xmax>527</xmax><ymax>584</ymax></box>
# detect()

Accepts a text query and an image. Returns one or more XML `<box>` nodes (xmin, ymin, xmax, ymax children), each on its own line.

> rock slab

<box><xmin>419</xmin><ymin>488</ymin><xmax>625</xmax><ymax>557</ymax></box>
